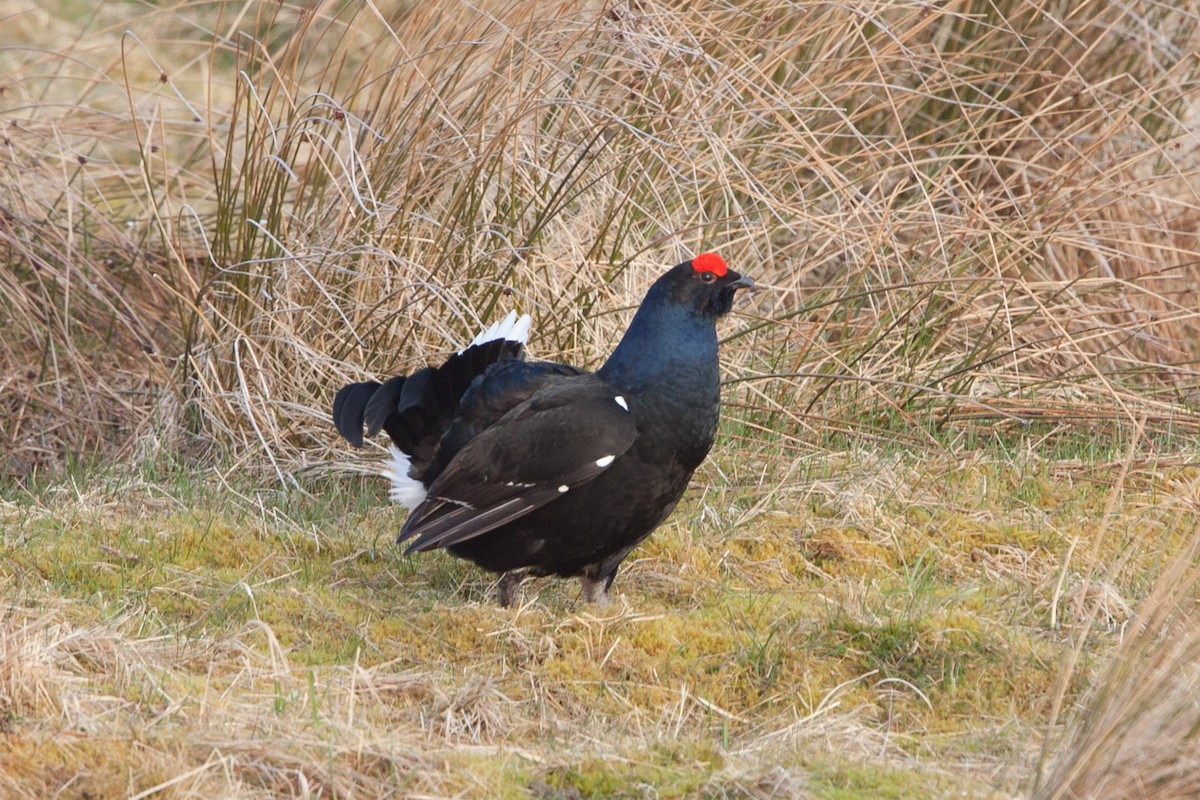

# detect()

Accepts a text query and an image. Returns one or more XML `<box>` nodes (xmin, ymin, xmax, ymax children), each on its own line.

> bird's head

<box><xmin>650</xmin><ymin>252</ymin><xmax>754</xmax><ymax>319</ymax></box>
<box><xmin>598</xmin><ymin>251</ymin><xmax>752</xmax><ymax>385</ymax></box>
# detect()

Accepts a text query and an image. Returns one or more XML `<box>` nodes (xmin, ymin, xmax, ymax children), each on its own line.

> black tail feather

<box><xmin>332</xmin><ymin>381</ymin><xmax>382</xmax><ymax>447</ymax></box>
<box><xmin>332</xmin><ymin>337</ymin><xmax>525</xmax><ymax>468</ymax></box>
<box><xmin>362</xmin><ymin>375</ymin><xmax>407</xmax><ymax>438</ymax></box>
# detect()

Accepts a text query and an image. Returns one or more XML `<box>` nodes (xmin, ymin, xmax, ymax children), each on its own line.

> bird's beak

<box><xmin>729</xmin><ymin>274</ymin><xmax>755</xmax><ymax>291</ymax></box>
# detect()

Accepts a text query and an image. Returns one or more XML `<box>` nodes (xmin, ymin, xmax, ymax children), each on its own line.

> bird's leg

<box><xmin>496</xmin><ymin>570</ymin><xmax>526</xmax><ymax>607</ymax></box>
<box><xmin>580</xmin><ymin>564</ymin><xmax>617</xmax><ymax>607</ymax></box>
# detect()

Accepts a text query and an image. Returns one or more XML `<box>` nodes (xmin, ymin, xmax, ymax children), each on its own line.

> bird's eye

<box><xmin>698</xmin><ymin>271</ymin><xmax>716</xmax><ymax>283</ymax></box>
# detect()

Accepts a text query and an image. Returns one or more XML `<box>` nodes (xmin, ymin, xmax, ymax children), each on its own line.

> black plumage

<box><xmin>333</xmin><ymin>253</ymin><xmax>752</xmax><ymax>605</ymax></box>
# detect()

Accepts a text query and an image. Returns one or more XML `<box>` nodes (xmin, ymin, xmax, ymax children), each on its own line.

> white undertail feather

<box><xmin>386</xmin><ymin>312</ymin><xmax>530</xmax><ymax>509</ymax></box>
<box><xmin>460</xmin><ymin>310</ymin><xmax>532</xmax><ymax>353</ymax></box>
<box><xmin>382</xmin><ymin>445</ymin><xmax>428</xmax><ymax>509</ymax></box>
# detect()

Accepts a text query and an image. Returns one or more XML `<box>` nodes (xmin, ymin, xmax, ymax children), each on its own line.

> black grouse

<box><xmin>333</xmin><ymin>252</ymin><xmax>752</xmax><ymax>606</ymax></box>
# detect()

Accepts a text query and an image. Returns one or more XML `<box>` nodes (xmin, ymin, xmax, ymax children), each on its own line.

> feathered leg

<box><xmin>496</xmin><ymin>570</ymin><xmax>526</xmax><ymax>607</ymax></box>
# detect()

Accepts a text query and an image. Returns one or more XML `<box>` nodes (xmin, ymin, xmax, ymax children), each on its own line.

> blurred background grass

<box><xmin>3</xmin><ymin>0</ymin><xmax>1199</xmax><ymax>482</ymax></box>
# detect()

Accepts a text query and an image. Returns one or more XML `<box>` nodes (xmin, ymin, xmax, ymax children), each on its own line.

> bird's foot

<box><xmin>496</xmin><ymin>571</ymin><xmax>526</xmax><ymax>607</ymax></box>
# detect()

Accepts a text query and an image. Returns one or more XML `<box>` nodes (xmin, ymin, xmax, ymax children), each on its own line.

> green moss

<box><xmin>538</xmin><ymin>743</ymin><xmax>723</xmax><ymax>799</ymax></box>
<box><xmin>807</xmin><ymin>761</ymin><xmax>978</xmax><ymax>800</ymax></box>
<box><xmin>0</xmin><ymin>734</ymin><xmax>222</xmax><ymax>800</ymax></box>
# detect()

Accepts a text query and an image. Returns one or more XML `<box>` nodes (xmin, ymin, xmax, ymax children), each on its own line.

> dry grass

<box><xmin>5</xmin><ymin>0</ymin><xmax>1200</xmax><ymax>797</ymax></box>
<box><xmin>1033</xmin><ymin>473</ymin><xmax>1200</xmax><ymax>800</ymax></box>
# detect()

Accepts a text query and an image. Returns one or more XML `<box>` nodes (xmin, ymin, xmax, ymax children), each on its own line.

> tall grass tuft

<box><xmin>2</xmin><ymin>0</ymin><xmax>1200</xmax><ymax>480</ymax></box>
<box><xmin>1034</xmin><ymin>512</ymin><xmax>1200</xmax><ymax>799</ymax></box>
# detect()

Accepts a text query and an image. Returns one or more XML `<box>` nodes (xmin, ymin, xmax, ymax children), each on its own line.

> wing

<box><xmin>398</xmin><ymin>378</ymin><xmax>637</xmax><ymax>553</ymax></box>
<box><xmin>420</xmin><ymin>358</ymin><xmax>585</xmax><ymax>486</ymax></box>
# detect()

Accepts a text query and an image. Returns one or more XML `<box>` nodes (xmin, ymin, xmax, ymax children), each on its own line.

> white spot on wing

<box><xmin>382</xmin><ymin>445</ymin><xmax>428</xmax><ymax>510</ymax></box>
<box><xmin>557</xmin><ymin>485</ymin><xmax>569</xmax><ymax>493</ymax></box>
<box><xmin>595</xmin><ymin>455</ymin><xmax>615</xmax><ymax>468</ymax></box>
<box><xmin>614</xmin><ymin>395</ymin><xmax>629</xmax><ymax>411</ymax></box>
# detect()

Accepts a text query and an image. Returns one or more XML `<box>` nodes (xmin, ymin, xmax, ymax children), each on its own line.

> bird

<box><xmin>332</xmin><ymin>252</ymin><xmax>752</xmax><ymax>606</ymax></box>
